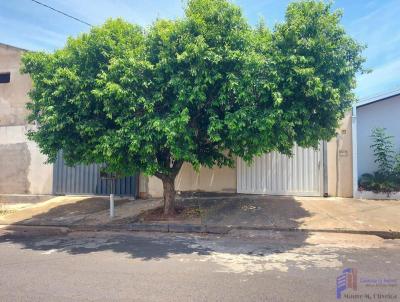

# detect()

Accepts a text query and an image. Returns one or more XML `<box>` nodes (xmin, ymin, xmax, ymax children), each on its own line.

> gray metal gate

<box><xmin>237</xmin><ymin>144</ymin><xmax>322</xmax><ymax>196</ymax></box>
<box><xmin>53</xmin><ymin>153</ymin><xmax>138</xmax><ymax>196</ymax></box>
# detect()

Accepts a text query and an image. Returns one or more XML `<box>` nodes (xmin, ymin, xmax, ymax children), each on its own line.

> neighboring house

<box><xmin>352</xmin><ymin>90</ymin><xmax>400</xmax><ymax>198</ymax></box>
<box><xmin>0</xmin><ymin>42</ymin><xmax>353</xmax><ymax>198</ymax></box>
<box><xmin>0</xmin><ymin>43</ymin><xmax>53</xmax><ymax>195</ymax></box>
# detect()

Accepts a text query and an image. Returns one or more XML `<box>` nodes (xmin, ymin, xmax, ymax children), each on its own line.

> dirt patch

<box><xmin>137</xmin><ymin>205</ymin><xmax>203</xmax><ymax>222</ymax></box>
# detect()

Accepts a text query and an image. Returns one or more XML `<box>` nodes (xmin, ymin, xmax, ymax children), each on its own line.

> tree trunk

<box><xmin>161</xmin><ymin>176</ymin><xmax>176</xmax><ymax>216</ymax></box>
<box><xmin>156</xmin><ymin>160</ymin><xmax>183</xmax><ymax>216</ymax></box>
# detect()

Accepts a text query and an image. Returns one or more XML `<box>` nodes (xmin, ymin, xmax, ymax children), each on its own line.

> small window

<box><xmin>0</xmin><ymin>72</ymin><xmax>11</xmax><ymax>84</ymax></box>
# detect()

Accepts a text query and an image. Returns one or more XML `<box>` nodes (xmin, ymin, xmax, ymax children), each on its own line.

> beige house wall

<box><xmin>0</xmin><ymin>44</ymin><xmax>31</xmax><ymax>126</ymax></box>
<box><xmin>326</xmin><ymin>113</ymin><xmax>353</xmax><ymax>198</ymax></box>
<box><xmin>0</xmin><ymin>43</ymin><xmax>53</xmax><ymax>194</ymax></box>
<box><xmin>143</xmin><ymin>163</ymin><xmax>237</xmax><ymax>198</ymax></box>
<box><xmin>0</xmin><ymin>125</ymin><xmax>53</xmax><ymax>194</ymax></box>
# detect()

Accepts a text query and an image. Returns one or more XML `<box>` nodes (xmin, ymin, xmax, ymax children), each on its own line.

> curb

<box><xmin>0</xmin><ymin>224</ymin><xmax>70</xmax><ymax>236</ymax></box>
<box><xmin>1</xmin><ymin>223</ymin><xmax>399</xmax><ymax>239</ymax></box>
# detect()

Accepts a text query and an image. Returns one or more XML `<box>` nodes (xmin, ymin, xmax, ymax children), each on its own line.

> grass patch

<box><xmin>0</xmin><ymin>205</ymin><xmax>16</xmax><ymax>217</ymax></box>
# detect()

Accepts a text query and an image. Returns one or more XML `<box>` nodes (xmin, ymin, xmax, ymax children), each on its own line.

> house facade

<box><xmin>352</xmin><ymin>90</ymin><xmax>400</xmax><ymax>199</ymax></box>
<box><xmin>0</xmin><ymin>42</ymin><xmax>353</xmax><ymax>198</ymax></box>
<box><xmin>141</xmin><ymin>114</ymin><xmax>353</xmax><ymax>198</ymax></box>
<box><xmin>0</xmin><ymin>43</ymin><xmax>53</xmax><ymax>195</ymax></box>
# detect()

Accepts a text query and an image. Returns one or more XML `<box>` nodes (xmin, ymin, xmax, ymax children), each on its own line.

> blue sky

<box><xmin>1</xmin><ymin>0</ymin><xmax>399</xmax><ymax>100</ymax></box>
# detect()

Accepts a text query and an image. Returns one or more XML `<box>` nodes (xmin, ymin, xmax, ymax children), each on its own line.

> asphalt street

<box><xmin>0</xmin><ymin>229</ymin><xmax>399</xmax><ymax>302</ymax></box>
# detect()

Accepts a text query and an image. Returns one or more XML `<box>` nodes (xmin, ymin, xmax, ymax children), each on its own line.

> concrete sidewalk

<box><xmin>0</xmin><ymin>196</ymin><xmax>161</xmax><ymax>226</ymax></box>
<box><xmin>1</xmin><ymin>194</ymin><xmax>399</xmax><ymax>237</ymax></box>
<box><xmin>199</xmin><ymin>195</ymin><xmax>400</xmax><ymax>235</ymax></box>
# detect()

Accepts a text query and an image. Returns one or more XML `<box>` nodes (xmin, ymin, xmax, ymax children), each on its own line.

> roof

<box><xmin>356</xmin><ymin>88</ymin><xmax>400</xmax><ymax>108</ymax></box>
<box><xmin>0</xmin><ymin>42</ymin><xmax>28</xmax><ymax>52</ymax></box>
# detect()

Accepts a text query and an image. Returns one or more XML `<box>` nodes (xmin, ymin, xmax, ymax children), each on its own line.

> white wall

<box><xmin>357</xmin><ymin>95</ymin><xmax>400</xmax><ymax>177</ymax></box>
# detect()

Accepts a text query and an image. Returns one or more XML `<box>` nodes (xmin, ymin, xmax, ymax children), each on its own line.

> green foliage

<box><xmin>359</xmin><ymin>172</ymin><xmax>400</xmax><ymax>195</ymax></box>
<box><xmin>393</xmin><ymin>154</ymin><xmax>400</xmax><ymax>176</ymax></box>
<box><xmin>359</xmin><ymin>128</ymin><xmax>400</xmax><ymax>194</ymax></box>
<box><xmin>21</xmin><ymin>0</ymin><xmax>365</xmax><ymax>180</ymax></box>
<box><xmin>370</xmin><ymin>127</ymin><xmax>395</xmax><ymax>174</ymax></box>
<box><xmin>358</xmin><ymin>173</ymin><xmax>374</xmax><ymax>189</ymax></box>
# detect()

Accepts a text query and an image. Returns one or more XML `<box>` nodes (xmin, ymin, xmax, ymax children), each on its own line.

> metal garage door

<box><xmin>237</xmin><ymin>145</ymin><xmax>322</xmax><ymax>196</ymax></box>
<box><xmin>53</xmin><ymin>152</ymin><xmax>138</xmax><ymax>197</ymax></box>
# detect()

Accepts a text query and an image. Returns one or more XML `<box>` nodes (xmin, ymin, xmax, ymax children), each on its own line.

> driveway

<box><xmin>199</xmin><ymin>195</ymin><xmax>400</xmax><ymax>234</ymax></box>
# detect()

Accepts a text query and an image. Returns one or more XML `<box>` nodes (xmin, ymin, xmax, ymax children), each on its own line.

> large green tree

<box><xmin>22</xmin><ymin>0</ymin><xmax>365</xmax><ymax>215</ymax></box>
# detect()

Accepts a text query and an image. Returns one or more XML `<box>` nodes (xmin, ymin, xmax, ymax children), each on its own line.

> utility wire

<box><xmin>30</xmin><ymin>0</ymin><xmax>93</xmax><ymax>27</ymax></box>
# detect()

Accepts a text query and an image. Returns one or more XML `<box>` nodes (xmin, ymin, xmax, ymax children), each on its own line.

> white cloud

<box><xmin>49</xmin><ymin>0</ymin><xmax>183</xmax><ymax>26</ymax></box>
<box><xmin>345</xmin><ymin>0</ymin><xmax>400</xmax><ymax>97</ymax></box>
<box><xmin>356</xmin><ymin>59</ymin><xmax>400</xmax><ymax>98</ymax></box>
<box><xmin>0</xmin><ymin>15</ymin><xmax>68</xmax><ymax>51</ymax></box>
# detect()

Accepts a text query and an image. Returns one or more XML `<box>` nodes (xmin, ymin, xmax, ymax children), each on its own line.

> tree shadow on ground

<box><xmin>199</xmin><ymin>195</ymin><xmax>312</xmax><ymax>229</ymax></box>
<box><xmin>0</xmin><ymin>195</ymin><xmax>313</xmax><ymax>261</ymax></box>
<box><xmin>0</xmin><ymin>197</ymin><xmax>131</xmax><ymax>226</ymax></box>
<box><xmin>0</xmin><ymin>231</ymin><xmax>215</xmax><ymax>260</ymax></box>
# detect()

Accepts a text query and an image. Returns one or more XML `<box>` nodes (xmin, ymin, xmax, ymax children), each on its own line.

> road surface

<box><xmin>0</xmin><ymin>229</ymin><xmax>399</xmax><ymax>301</ymax></box>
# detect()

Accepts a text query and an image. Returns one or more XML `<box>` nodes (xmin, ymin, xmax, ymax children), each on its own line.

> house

<box><xmin>0</xmin><ymin>42</ymin><xmax>353</xmax><ymax>198</ymax></box>
<box><xmin>0</xmin><ymin>43</ymin><xmax>53</xmax><ymax>195</ymax></box>
<box><xmin>142</xmin><ymin>114</ymin><xmax>353</xmax><ymax>198</ymax></box>
<box><xmin>352</xmin><ymin>90</ymin><xmax>400</xmax><ymax>199</ymax></box>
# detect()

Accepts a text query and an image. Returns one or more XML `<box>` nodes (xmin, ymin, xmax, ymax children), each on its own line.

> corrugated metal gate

<box><xmin>237</xmin><ymin>145</ymin><xmax>322</xmax><ymax>196</ymax></box>
<box><xmin>53</xmin><ymin>153</ymin><xmax>138</xmax><ymax>196</ymax></box>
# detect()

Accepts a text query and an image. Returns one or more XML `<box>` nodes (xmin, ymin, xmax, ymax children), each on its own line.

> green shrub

<box><xmin>358</xmin><ymin>128</ymin><xmax>400</xmax><ymax>194</ymax></box>
<box><xmin>394</xmin><ymin>154</ymin><xmax>400</xmax><ymax>176</ymax></box>
<box><xmin>359</xmin><ymin>172</ymin><xmax>400</xmax><ymax>194</ymax></box>
<box><xmin>358</xmin><ymin>173</ymin><xmax>374</xmax><ymax>188</ymax></box>
<box><xmin>370</xmin><ymin>128</ymin><xmax>395</xmax><ymax>174</ymax></box>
